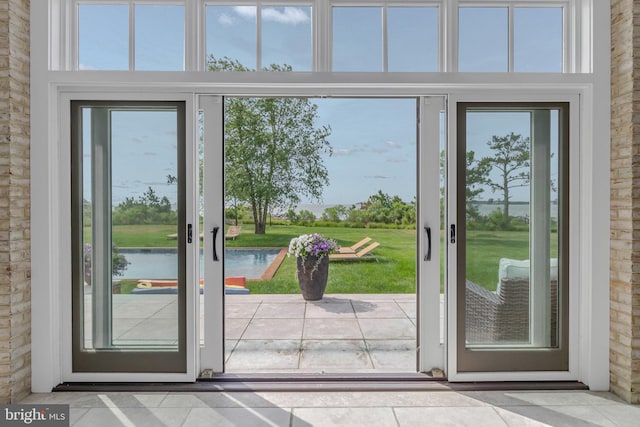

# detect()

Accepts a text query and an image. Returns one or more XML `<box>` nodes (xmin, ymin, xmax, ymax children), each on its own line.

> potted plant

<box><xmin>288</xmin><ymin>233</ymin><xmax>338</xmax><ymax>300</ymax></box>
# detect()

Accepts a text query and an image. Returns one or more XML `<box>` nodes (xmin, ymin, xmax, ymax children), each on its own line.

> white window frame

<box><xmin>54</xmin><ymin>0</ymin><xmax>586</xmax><ymax>73</ymax></box>
<box><xmin>33</xmin><ymin>0</ymin><xmax>609</xmax><ymax>391</ymax></box>
<box><xmin>457</xmin><ymin>1</ymin><xmax>571</xmax><ymax>72</ymax></box>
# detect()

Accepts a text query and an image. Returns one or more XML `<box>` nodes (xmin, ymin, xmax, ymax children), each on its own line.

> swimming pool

<box><xmin>115</xmin><ymin>248</ymin><xmax>283</xmax><ymax>280</ymax></box>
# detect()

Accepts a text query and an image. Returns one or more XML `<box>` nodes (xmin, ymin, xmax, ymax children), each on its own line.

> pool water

<box><xmin>115</xmin><ymin>248</ymin><xmax>281</xmax><ymax>280</ymax></box>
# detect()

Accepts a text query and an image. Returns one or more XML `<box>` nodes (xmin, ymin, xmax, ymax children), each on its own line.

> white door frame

<box><xmin>198</xmin><ymin>94</ymin><xmax>445</xmax><ymax>374</ymax></box>
<box><xmin>57</xmin><ymin>90</ymin><xmax>199</xmax><ymax>382</ymax></box>
<box><xmin>445</xmin><ymin>91</ymin><xmax>582</xmax><ymax>382</ymax></box>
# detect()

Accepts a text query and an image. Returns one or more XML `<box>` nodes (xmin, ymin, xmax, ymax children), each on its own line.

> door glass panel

<box><xmin>73</xmin><ymin>101</ymin><xmax>186</xmax><ymax>373</ymax></box>
<box><xmin>81</xmin><ymin>107</ymin><xmax>180</xmax><ymax>349</ymax></box>
<box><xmin>462</xmin><ymin>105</ymin><xmax>565</xmax><ymax>353</ymax></box>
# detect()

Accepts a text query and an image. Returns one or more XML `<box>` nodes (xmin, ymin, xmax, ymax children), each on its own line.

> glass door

<box><xmin>199</xmin><ymin>95</ymin><xmax>444</xmax><ymax>375</ymax></box>
<box><xmin>455</xmin><ymin>102</ymin><xmax>569</xmax><ymax>372</ymax></box>
<box><xmin>71</xmin><ymin>101</ymin><xmax>188</xmax><ymax>372</ymax></box>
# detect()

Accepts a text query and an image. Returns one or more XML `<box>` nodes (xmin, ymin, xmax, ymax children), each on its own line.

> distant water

<box><xmin>294</xmin><ymin>202</ymin><xmax>557</xmax><ymax>220</ymax></box>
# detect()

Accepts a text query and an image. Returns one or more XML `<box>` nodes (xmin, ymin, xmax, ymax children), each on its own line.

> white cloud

<box><xmin>385</xmin><ymin>140</ymin><xmax>402</xmax><ymax>148</ymax></box>
<box><xmin>78</xmin><ymin>63</ymin><xmax>97</xmax><ymax>71</ymax></box>
<box><xmin>371</xmin><ymin>148</ymin><xmax>389</xmax><ymax>154</ymax></box>
<box><xmin>386</xmin><ymin>157</ymin><xmax>408</xmax><ymax>163</ymax></box>
<box><xmin>233</xmin><ymin>6</ymin><xmax>257</xmax><ymax>19</ymax></box>
<box><xmin>332</xmin><ymin>148</ymin><xmax>353</xmax><ymax>156</ymax></box>
<box><xmin>218</xmin><ymin>13</ymin><xmax>235</xmax><ymax>26</ymax></box>
<box><xmin>262</xmin><ymin>7</ymin><xmax>310</xmax><ymax>25</ymax></box>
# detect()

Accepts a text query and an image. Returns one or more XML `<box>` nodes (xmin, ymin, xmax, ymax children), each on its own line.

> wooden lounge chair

<box><xmin>337</xmin><ymin>237</ymin><xmax>372</xmax><ymax>254</ymax></box>
<box><xmin>329</xmin><ymin>241</ymin><xmax>380</xmax><ymax>261</ymax></box>
<box><xmin>225</xmin><ymin>226</ymin><xmax>241</xmax><ymax>240</ymax></box>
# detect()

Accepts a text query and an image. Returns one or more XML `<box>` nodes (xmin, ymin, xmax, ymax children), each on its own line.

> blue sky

<box><xmin>79</xmin><ymin>4</ymin><xmax>563</xmax><ymax>207</ymax></box>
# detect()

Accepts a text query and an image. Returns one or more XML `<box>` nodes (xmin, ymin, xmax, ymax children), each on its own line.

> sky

<box><xmin>78</xmin><ymin>4</ymin><xmax>563</xmax><ymax>208</ymax></box>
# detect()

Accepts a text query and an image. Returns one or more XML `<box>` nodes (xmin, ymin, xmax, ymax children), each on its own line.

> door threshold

<box><xmin>53</xmin><ymin>379</ymin><xmax>587</xmax><ymax>393</ymax></box>
<box><xmin>199</xmin><ymin>372</ymin><xmax>436</xmax><ymax>382</ymax></box>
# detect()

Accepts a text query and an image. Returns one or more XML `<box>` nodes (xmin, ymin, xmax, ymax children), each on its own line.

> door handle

<box><xmin>211</xmin><ymin>226</ymin><xmax>220</xmax><ymax>261</ymax></box>
<box><xmin>424</xmin><ymin>226</ymin><xmax>432</xmax><ymax>261</ymax></box>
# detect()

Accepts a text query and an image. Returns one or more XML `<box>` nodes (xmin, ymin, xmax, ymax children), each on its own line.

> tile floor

<box><xmin>19</xmin><ymin>389</ymin><xmax>640</xmax><ymax>426</ymax></box>
<box><xmin>43</xmin><ymin>293</ymin><xmax>640</xmax><ymax>425</ymax></box>
<box><xmin>223</xmin><ymin>294</ymin><xmax>421</xmax><ymax>374</ymax></box>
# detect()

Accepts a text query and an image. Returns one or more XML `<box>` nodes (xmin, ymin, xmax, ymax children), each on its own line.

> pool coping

<box><xmin>257</xmin><ymin>247</ymin><xmax>288</xmax><ymax>281</ymax></box>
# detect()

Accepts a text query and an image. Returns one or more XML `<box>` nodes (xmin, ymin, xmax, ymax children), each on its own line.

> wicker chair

<box><xmin>465</xmin><ymin>276</ymin><xmax>558</xmax><ymax>346</ymax></box>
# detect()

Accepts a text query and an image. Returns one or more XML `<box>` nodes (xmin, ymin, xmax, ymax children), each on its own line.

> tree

<box><xmin>464</xmin><ymin>150</ymin><xmax>491</xmax><ymax>222</ymax></box>
<box><xmin>321</xmin><ymin>205</ymin><xmax>348</xmax><ymax>222</ymax></box>
<box><xmin>210</xmin><ymin>57</ymin><xmax>332</xmax><ymax>234</ymax></box>
<box><xmin>439</xmin><ymin>150</ymin><xmax>490</xmax><ymax>223</ymax></box>
<box><xmin>480</xmin><ymin>132</ymin><xmax>530</xmax><ymax>220</ymax></box>
<box><xmin>112</xmin><ymin>187</ymin><xmax>176</xmax><ymax>225</ymax></box>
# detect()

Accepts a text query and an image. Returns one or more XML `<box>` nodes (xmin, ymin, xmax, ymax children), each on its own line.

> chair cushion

<box><xmin>497</xmin><ymin>258</ymin><xmax>558</xmax><ymax>292</ymax></box>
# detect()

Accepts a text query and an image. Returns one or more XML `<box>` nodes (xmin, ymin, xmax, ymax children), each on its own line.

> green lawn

<box><xmin>105</xmin><ymin>223</ymin><xmax>542</xmax><ymax>294</ymax></box>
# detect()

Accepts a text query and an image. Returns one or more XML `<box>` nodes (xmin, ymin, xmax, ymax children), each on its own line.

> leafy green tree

<box><xmin>83</xmin><ymin>243</ymin><xmax>129</xmax><ymax>286</ymax></box>
<box><xmin>321</xmin><ymin>205</ymin><xmax>348</xmax><ymax>222</ymax></box>
<box><xmin>480</xmin><ymin>132</ymin><xmax>530</xmax><ymax>221</ymax></box>
<box><xmin>209</xmin><ymin>57</ymin><xmax>332</xmax><ymax>234</ymax></box>
<box><xmin>112</xmin><ymin>187</ymin><xmax>176</xmax><ymax>225</ymax></box>
<box><xmin>440</xmin><ymin>149</ymin><xmax>490</xmax><ymax>224</ymax></box>
<box><xmin>464</xmin><ymin>150</ymin><xmax>491</xmax><ymax>222</ymax></box>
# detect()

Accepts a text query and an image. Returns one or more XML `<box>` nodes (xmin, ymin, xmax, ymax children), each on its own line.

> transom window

<box><xmin>70</xmin><ymin>0</ymin><xmax>573</xmax><ymax>73</ymax></box>
<box><xmin>459</xmin><ymin>5</ymin><xmax>564</xmax><ymax>72</ymax></box>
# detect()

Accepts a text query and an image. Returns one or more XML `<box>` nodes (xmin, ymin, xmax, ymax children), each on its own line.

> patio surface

<box><xmin>223</xmin><ymin>293</ymin><xmax>423</xmax><ymax>374</ymax></box>
<box><xmin>85</xmin><ymin>292</ymin><xmax>430</xmax><ymax>374</ymax></box>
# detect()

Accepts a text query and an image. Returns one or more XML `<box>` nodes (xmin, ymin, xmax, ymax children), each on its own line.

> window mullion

<box><xmin>185</xmin><ymin>0</ymin><xmax>198</xmax><ymax>71</ymax></box>
<box><xmin>129</xmin><ymin>1</ymin><xmax>135</xmax><ymax>71</ymax></box>
<box><xmin>257</xmin><ymin>1</ymin><xmax>263</xmax><ymax>70</ymax></box>
<box><xmin>508</xmin><ymin>5</ymin><xmax>514</xmax><ymax>72</ymax></box>
<box><xmin>382</xmin><ymin>5</ymin><xmax>388</xmax><ymax>72</ymax></box>
<box><xmin>446</xmin><ymin>0</ymin><xmax>458</xmax><ymax>72</ymax></box>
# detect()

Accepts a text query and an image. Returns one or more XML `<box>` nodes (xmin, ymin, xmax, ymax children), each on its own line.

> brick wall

<box><xmin>610</xmin><ymin>0</ymin><xmax>640</xmax><ymax>404</ymax></box>
<box><xmin>0</xmin><ymin>0</ymin><xmax>30</xmax><ymax>403</ymax></box>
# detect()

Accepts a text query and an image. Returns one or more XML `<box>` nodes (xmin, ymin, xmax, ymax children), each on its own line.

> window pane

<box><xmin>206</xmin><ymin>6</ymin><xmax>257</xmax><ymax>70</ymax></box>
<box><xmin>388</xmin><ymin>7</ymin><xmax>439</xmax><ymax>72</ymax></box>
<box><xmin>514</xmin><ymin>8</ymin><xmax>563</xmax><ymax>72</ymax></box>
<box><xmin>135</xmin><ymin>5</ymin><xmax>185</xmax><ymax>71</ymax></box>
<box><xmin>80</xmin><ymin>106</ymin><xmax>181</xmax><ymax>350</ymax></box>
<box><xmin>464</xmin><ymin>107</ymin><xmax>563</xmax><ymax>348</ymax></box>
<box><xmin>459</xmin><ymin>8</ymin><xmax>508</xmax><ymax>72</ymax></box>
<box><xmin>79</xmin><ymin>5</ymin><xmax>129</xmax><ymax>70</ymax></box>
<box><xmin>333</xmin><ymin>7</ymin><xmax>382</xmax><ymax>72</ymax></box>
<box><xmin>262</xmin><ymin>6</ymin><xmax>312</xmax><ymax>71</ymax></box>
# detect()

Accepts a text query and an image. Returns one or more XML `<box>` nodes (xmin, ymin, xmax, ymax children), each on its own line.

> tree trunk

<box><xmin>254</xmin><ymin>221</ymin><xmax>266</xmax><ymax>234</ymax></box>
<box><xmin>503</xmin><ymin>175</ymin><xmax>510</xmax><ymax>220</ymax></box>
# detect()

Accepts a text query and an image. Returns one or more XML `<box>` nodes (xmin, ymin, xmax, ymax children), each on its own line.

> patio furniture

<box><xmin>465</xmin><ymin>258</ymin><xmax>558</xmax><ymax>346</ymax></box>
<box><xmin>329</xmin><ymin>241</ymin><xmax>380</xmax><ymax>261</ymax></box>
<box><xmin>337</xmin><ymin>237</ymin><xmax>372</xmax><ymax>253</ymax></box>
<box><xmin>225</xmin><ymin>226</ymin><xmax>242</xmax><ymax>240</ymax></box>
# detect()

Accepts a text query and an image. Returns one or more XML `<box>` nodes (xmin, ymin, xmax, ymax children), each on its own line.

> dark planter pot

<box><xmin>296</xmin><ymin>255</ymin><xmax>329</xmax><ymax>301</ymax></box>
